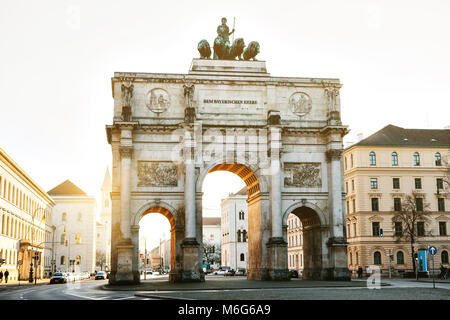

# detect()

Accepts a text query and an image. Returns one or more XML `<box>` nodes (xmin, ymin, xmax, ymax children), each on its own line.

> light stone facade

<box><xmin>221</xmin><ymin>188</ymin><xmax>249</xmax><ymax>270</ymax></box>
<box><xmin>48</xmin><ymin>181</ymin><xmax>97</xmax><ymax>274</ymax></box>
<box><xmin>344</xmin><ymin>125</ymin><xmax>450</xmax><ymax>276</ymax></box>
<box><xmin>106</xmin><ymin>59</ymin><xmax>350</xmax><ymax>284</ymax></box>
<box><xmin>0</xmin><ymin>147</ymin><xmax>55</xmax><ymax>281</ymax></box>
<box><xmin>287</xmin><ymin>214</ymin><xmax>304</xmax><ymax>273</ymax></box>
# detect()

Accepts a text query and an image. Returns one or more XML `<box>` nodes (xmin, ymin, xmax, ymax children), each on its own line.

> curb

<box><xmin>135</xmin><ymin>293</ymin><xmax>195</xmax><ymax>300</ymax></box>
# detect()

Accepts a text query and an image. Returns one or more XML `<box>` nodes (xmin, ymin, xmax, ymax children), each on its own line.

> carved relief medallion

<box><xmin>284</xmin><ymin>163</ymin><xmax>322</xmax><ymax>188</ymax></box>
<box><xmin>146</xmin><ymin>88</ymin><xmax>170</xmax><ymax>113</ymax></box>
<box><xmin>289</xmin><ymin>92</ymin><xmax>312</xmax><ymax>117</ymax></box>
<box><xmin>137</xmin><ymin>161</ymin><xmax>178</xmax><ymax>187</ymax></box>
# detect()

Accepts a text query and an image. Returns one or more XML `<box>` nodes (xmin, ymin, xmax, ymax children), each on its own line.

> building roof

<box><xmin>235</xmin><ymin>186</ymin><xmax>247</xmax><ymax>196</ymax></box>
<box><xmin>349</xmin><ymin>125</ymin><xmax>450</xmax><ymax>149</ymax></box>
<box><xmin>203</xmin><ymin>217</ymin><xmax>221</xmax><ymax>226</ymax></box>
<box><xmin>47</xmin><ymin>180</ymin><xmax>87</xmax><ymax>195</ymax></box>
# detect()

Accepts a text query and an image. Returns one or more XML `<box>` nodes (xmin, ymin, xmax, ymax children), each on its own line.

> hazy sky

<box><xmin>1</xmin><ymin>1</ymin><xmax>450</xmax><ymax>246</ymax></box>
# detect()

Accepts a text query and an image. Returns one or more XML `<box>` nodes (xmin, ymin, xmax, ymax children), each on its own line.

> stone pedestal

<box><xmin>113</xmin><ymin>239</ymin><xmax>139</xmax><ymax>284</ymax></box>
<box><xmin>181</xmin><ymin>238</ymin><xmax>204</xmax><ymax>282</ymax></box>
<box><xmin>266</xmin><ymin>237</ymin><xmax>290</xmax><ymax>280</ymax></box>
<box><xmin>325</xmin><ymin>237</ymin><xmax>351</xmax><ymax>281</ymax></box>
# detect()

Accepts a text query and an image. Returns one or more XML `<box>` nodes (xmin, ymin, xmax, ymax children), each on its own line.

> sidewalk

<box><xmin>0</xmin><ymin>278</ymin><xmax>49</xmax><ymax>290</ymax></box>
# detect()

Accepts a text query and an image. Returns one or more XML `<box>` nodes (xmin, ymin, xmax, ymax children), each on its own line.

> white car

<box><xmin>214</xmin><ymin>267</ymin><xmax>229</xmax><ymax>275</ymax></box>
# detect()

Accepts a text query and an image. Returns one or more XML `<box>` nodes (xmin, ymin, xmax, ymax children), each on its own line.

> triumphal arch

<box><xmin>106</xmin><ymin>26</ymin><xmax>350</xmax><ymax>284</ymax></box>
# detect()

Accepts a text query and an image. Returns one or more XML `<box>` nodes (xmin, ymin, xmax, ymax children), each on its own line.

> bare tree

<box><xmin>392</xmin><ymin>191</ymin><xmax>431</xmax><ymax>272</ymax></box>
<box><xmin>96</xmin><ymin>250</ymin><xmax>106</xmax><ymax>270</ymax></box>
<box><xmin>442</xmin><ymin>153</ymin><xmax>450</xmax><ymax>198</ymax></box>
<box><xmin>202</xmin><ymin>240</ymin><xmax>221</xmax><ymax>266</ymax></box>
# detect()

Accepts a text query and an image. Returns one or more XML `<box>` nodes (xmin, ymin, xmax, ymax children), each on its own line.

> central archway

<box><xmin>198</xmin><ymin>162</ymin><xmax>271</xmax><ymax>280</ymax></box>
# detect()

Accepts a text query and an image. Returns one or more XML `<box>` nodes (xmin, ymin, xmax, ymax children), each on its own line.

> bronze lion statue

<box><xmin>213</xmin><ymin>36</ymin><xmax>230</xmax><ymax>60</ymax></box>
<box><xmin>197</xmin><ymin>39</ymin><xmax>211</xmax><ymax>59</ymax></box>
<box><xmin>243</xmin><ymin>41</ymin><xmax>260</xmax><ymax>61</ymax></box>
<box><xmin>229</xmin><ymin>38</ymin><xmax>245</xmax><ymax>60</ymax></box>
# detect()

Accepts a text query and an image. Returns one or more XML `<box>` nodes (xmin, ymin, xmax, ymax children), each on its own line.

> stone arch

<box><xmin>196</xmin><ymin>160</ymin><xmax>270</xmax><ymax>280</ymax></box>
<box><xmin>282</xmin><ymin>201</ymin><xmax>328</xmax><ymax>227</ymax></box>
<box><xmin>283</xmin><ymin>203</ymin><xmax>327</xmax><ymax>280</ymax></box>
<box><xmin>196</xmin><ymin>160</ymin><xmax>268</xmax><ymax>197</ymax></box>
<box><xmin>131</xmin><ymin>201</ymin><xmax>183</xmax><ymax>283</ymax></box>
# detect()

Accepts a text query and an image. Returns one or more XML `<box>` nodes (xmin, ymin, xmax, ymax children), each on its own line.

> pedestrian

<box><xmin>357</xmin><ymin>266</ymin><xmax>363</xmax><ymax>279</ymax></box>
<box><xmin>4</xmin><ymin>270</ymin><xmax>9</xmax><ymax>283</ymax></box>
<box><xmin>0</xmin><ymin>271</ymin><xmax>3</xmax><ymax>283</ymax></box>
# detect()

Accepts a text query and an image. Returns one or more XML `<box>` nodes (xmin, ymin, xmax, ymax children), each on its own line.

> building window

<box><xmin>237</xmin><ymin>230</ymin><xmax>242</xmax><ymax>242</ymax></box>
<box><xmin>369</xmin><ymin>152</ymin><xmax>376</xmax><ymax>165</ymax></box>
<box><xmin>394</xmin><ymin>198</ymin><xmax>402</xmax><ymax>212</ymax></box>
<box><xmin>370</xmin><ymin>178</ymin><xmax>378</xmax><ymax>189</ymax></box>
<box><xmin>347</xmin><ymin>224</ymin><xmax>350</xmax><ymax>237</ymax></box>
<box><xmin>240</xmin><ymin>253</ymin><xmax>245</xmax><ymax>261</ymax></box>
<box><xmin>351</xmin><ymin>180</ymin><xmax>355</xmax><ymax>191</ymax></box>
<box><xmin>437</xmin><ymin>178</ymin><xmax>444</xmax><ymax>190</ymax></box>
<box><xmin>345</xmin><ymin>182</ymin><xmax>348</xmax><ymax>193</ymax></box>
<box><xmin>417</xmin><ymin>222</ymin><xmax>425</xmax><ymax>236</ymax></box>
<box><xmin>242</xmin><ymin>230</ymin><xmax>247</xmax><ymax>242</ymax></box>
<box><xmin>435</xmin><ymin>153</ymin><xmax>442</xmax><ymax>166</ymax></box>
<box><xmin>344</xmin><ymin>157</ymin><xmax>347</xmax><ymax>170</ymax></box>
<box><xmin>393</xmin><ymin>178</ymin><xmax>400</xmax><ymax>189</ymax></box>
<box><xmin>396</xmin><ymin>251</ymin><xmax>405</xmax><ymax>264</ymax></box>
<box><xmin>442</xmin><ymin>251</ymin><xmax>449</xmax><ymax>264</ymax></box>
<box><xmin>439</xmin><ymin>222</ymin><xmax>447</xmax><ymax>236</ymax></box>
<box><xmin>353</xmin><ymin>223</ymin><xmax>357</xmax><ymax>237</ymax></box>
<box><xmin>62</xmin><ymin>212</ymin><xmax>67</xmax><ymax>222</ymax></box>
<box><xmin>239</xmin><ymin>210</ymin><xmax>245</xmax><ymax>220</ymax></box>
<box><xmin>371</xmin><ymin>198</ymin><xmax>379</xmax><ymax>212</ymax></box>
<box><xmin>374</xmin><ymin>251</ymin><xmax>382</xmax><ymax>265</ymax></box>
<box><xmin>75</xmin><ymin>233</ymin><xmax>82</xmax><ymax>244</ymax></box>
<box><xmin>76</xmin><ymin>255</ymin><xmax>81</xmax><ymax>265</ymax></box>
<box><xmin>413</xmin><ymin>152</ymin><xmax>420</xmax><ymax>166</ymax></box>
<box><xmin>372</xmin><ymin>222</ymin><xmax>380</xmax><ymax>236</ymax></box>
<box><xmin>349</xmin><ymin>252</ymin><xmax>353</xmax><ymax>265</ymax></box>
<box><xmin>438</xmin><ymin>198</ymin><xmax>445</xmax><ymax>212</ymax></box>
<box><xmin>61</xmin><ymin>256</ymin><xmax>66</xmax><ymax>265</ymax></box>
<box><xmin>351</xmin><ymin>154</ymin><xmax>354</xmax><ymax>167</ymax></box>
<box><xmin>77</xmin><ymin>212</ymin><xmax>82</xmax><ymax>222</ymax></box>
<box><xmin>356</xmin><ymin>252</ymin><xmax>359</xmax><ymax>265</ymax></box>
<box><xmin>394</xmin><ymin>222</ymin><xmax>403</xmax><ymax>236</ymax></box>
<box><xmin>391</xmin><ymin>152</ymin><xmax>398</xmax><ymax>166</ymax></box>
<box><xmin>415</xmin><ymin>198</ymin><xmax>423</xmax><ymax>211</ymax></box>
<box><xmin>414</xmin><ymin>178</ymin><xmax>422</xmax><ymax>189</ymax></box>
<box><xmin>352</xmin><ymin>199</ymin><xmax>356</xmax><ymax>213</ymax></box>
<box><xmin>346</xmin><ymin>201</ymin><xmax>349</xmax><ymax>213</ymax></box>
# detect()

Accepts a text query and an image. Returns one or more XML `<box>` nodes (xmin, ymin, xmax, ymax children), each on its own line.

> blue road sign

<box><xmin>428</xmin><ymin>245</ymin><xmax>438</xmax><ymax>256</ymax></box>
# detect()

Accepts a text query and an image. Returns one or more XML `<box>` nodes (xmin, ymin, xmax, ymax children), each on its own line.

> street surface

<box><xmin>0</xmin><ymin>275</ymin><xmax>448</xmax><ymax>300</ymax></box>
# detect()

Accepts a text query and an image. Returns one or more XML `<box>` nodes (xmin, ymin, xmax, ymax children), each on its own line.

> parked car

<box><xmin>65</xmin><ymin>272</ymin><xmax>75</xmax><ymax>282</ymax></box>
<box><xmin>289</xmin><ymin>270</ymin><xmax>299</xmax><ymax>278</ymax></box>
<box><xmin>95</xmin><ymin>271</ymin><xmax>107</xmax><ymax>280</ymax></box>
<box><xmin>225</xmin><ymin>269</ymin><xmax>235</xmax><ymax>276</ymax></box>
<box><xmin>50</xmin><ymin>272</ymin><xmax>67</xmax><ymax>284</ymax></box>
<box><xmin>146</xmin><ymin>268</ymin><xmax>153</xmax><ymax>275</ymax></box>
<box><xmin>214</xmin><ymin>266</ymin><xmax>230</xmax><ymax>275</ymax></box>
<box><xmin>235</xmin><ymin>268</ymin><xmax>246</xmax><ymax>276</ymax></box>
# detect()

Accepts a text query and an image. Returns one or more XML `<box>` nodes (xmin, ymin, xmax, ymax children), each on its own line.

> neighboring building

<box><xmin>95</xmin><ymin>169</ymin><xmax>112</xmax><ymax>271</ymax></box>
<box><xmin>344</xmin><ymin>125</ymin><xmax>450</xmax><ymax>275</ymax></box>
<box><xmin>48</xmin><ymin>180</ymin><xmax>97</xmax><ymax>274</ymax></box>
<box><xmin>287</xmin><ymin>214</ymin><xmax>304</xmax><ymax>274</ymax></box>
<box><xmin>221</xmin><ymin>187</ymin><xmax>248</xmax><ymax>270</ymax></box>
<box><xmin>0</xmin><ymin>147</ymin><xmax>55</xmax><ymax>281</ymax></box>
<box><xmin>149</xmin><ymin>239</ymin><xmax>170</xmax><ymax>271</ymax></box>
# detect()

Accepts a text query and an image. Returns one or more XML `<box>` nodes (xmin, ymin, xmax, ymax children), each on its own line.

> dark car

<box><xmin>235</xmin><ymin>268</ymin><xmax>246</xmax><ymax>276</ymax></box>
<box><xmin>225</xmin><ymin>269</ymin><xmax>235</xmax><ymax>276</ymax></box>
<box><xmin>289</xmin><ymin>270</ymin><xmax>299</xmax><ymax>278</ymax></box>
<box><xmin>50</xmin><ymin>272</ymin><xmax>67</xmax><ymax>284</ymax></box>
<box><xmin>95</xmin><ymin>271</ymin><xmax>107</xmax><ymax>280</ymax></box>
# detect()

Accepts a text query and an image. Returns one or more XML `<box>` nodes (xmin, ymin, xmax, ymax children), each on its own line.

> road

<box><xmin>0</xmin><ymin>276</ymin><xmax>448</xmax><ymax>300</ymax></box>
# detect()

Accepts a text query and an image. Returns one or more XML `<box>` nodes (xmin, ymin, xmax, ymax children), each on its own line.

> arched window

<box><xmin>413</xmin><ymin>152</ymin><xmax>420</xmax><ymax>166</ymax></box>
<box><xmin>62</xmin><ymin>212</ymin><xmax>67</xmax><ymax>222</ymax></box>
<box><xmin>392</xmin><ymin>152</ymin><xmax>398</xmax><ymax>166</ymax></box>
<box><xmin>237</xmin><ymin>230</ymin><xmax>241</xmax><ymax>242</ymax></box>
<box><xmin>61</xmin><ymin>255</ymin><xmax>66</xmax><ymax>265</ymax></box>
<box><xmin>369</xmin><ymin>152</ymin><xmax>376</xmax><ymax>165</ymax></box>
<box><xmin>374</xmin><ymin>251</ymin><xmax>382</xmax><ymax>265</ymax></box>
<box><xmin>396</xmin><ymin>251</ymin><xmax>404</xmax><ymax>264</ymax></box>
<box><xmin>240</xmin><ymin>253</ymin><xmax>245</xmax><ymax>261</ymax></box>
<box><xmin>76</xmin><ymin>255</ymin><xmax>81</xmax><ymax>265</ymax></box>
<box><xmin>242</xmin><ymin>230</ymin><xmax>247</xmax><ymax>242</ymax></box>
<box><xmin>435</xmin><ymin>153</ymin><xmax>442</xmax><ymax>166</ymax></box>
<box><xmin>442</xmin><ymin>250</ymin><xmax>449</xmax><ymax>264</ymax></box>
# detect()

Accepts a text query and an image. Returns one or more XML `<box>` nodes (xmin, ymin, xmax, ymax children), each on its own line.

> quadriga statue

<box><xmin>197</xmin><ymin>39</ymin><xmax>211</xmax><ymax>59</ymax></box>
<box><xmin>243</xmin><ymin>41</ymin><xmax>260</xmax><ymax>61</ymax></box>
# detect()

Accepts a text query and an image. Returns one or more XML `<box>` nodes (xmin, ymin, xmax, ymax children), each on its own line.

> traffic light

<box><xmin>379</xmin><ymin>228</ymin><xmax>384</xmax><ymax>237</ymax></box>
<box><xmin>414</xmin><ymin>252</ymin><xmax>418</xmax><ymax>261</ymax></box>
<box><xmin>146</xmin><ymin>259</ymin><xmax>150</xmax><ymax>264</ymax></box>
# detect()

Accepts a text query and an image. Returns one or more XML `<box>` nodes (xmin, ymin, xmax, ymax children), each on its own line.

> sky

<box><xmin>1</xmin><ymin>0</ymin><xmax>450</xmax><ymax>247</ymax></box>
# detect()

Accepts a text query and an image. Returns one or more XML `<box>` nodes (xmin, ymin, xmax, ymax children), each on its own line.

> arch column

<box><xmin>325</xmin><ymin>149</ymin><xmax>351</xmax><ymax>280</ymax></box>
